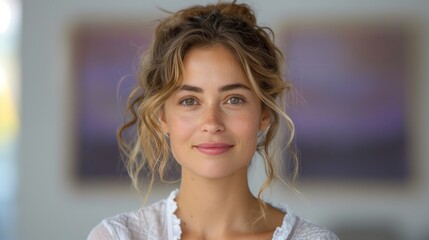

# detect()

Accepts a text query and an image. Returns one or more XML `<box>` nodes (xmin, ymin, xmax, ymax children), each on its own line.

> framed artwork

<box><xmin>281</xmin><ymin>21</ymin><xmax>416</xmax><ymax>181</ymax></box>
<box><xmin>71</xmin><ymin>21</ymin><xmax>154</xmax><ymax>182</ymax></box>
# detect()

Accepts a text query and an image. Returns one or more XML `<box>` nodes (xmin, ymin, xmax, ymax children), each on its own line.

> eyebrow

<box><xmin>178</xmin><ymin>83</ymin><xmax>251</xmax><ymax>93</ymax></box>
<box><xmin>219</xmin><ymin>83</ymin><xmax>251</xmax><ymax>92</ymax></box>
<box><xmin>178</xmin><ymin>85</ymin><xmax>203</xmax><ymax>93</ymax></box>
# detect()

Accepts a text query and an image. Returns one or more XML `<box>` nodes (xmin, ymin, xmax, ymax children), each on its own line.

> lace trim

<box><xmin>165</xmin><ymin>189</ymin><xmax>296</xmax><ymax>240</ymax></box>
<box><xmin>271</xmin><ymin>203</ymin><xmax>296</xmax><ymax>240</ymax></box>
<box><xmin>166</xmin><ymin>189</ymin><xmax>182</xmax><ymax>240</ymax></box>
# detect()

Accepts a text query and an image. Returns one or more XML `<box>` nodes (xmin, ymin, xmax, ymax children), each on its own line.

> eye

<box><xmin>226</xmin><ymin>96</ymin><xmax>245</xmax><ymax>105</ymax></box>
<box><xmin>179</xmin><ymin>97</ymin><xmax>198</xmax><ymax>107</ymax></box>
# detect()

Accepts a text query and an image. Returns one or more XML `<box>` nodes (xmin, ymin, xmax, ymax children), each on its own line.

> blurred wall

<box><xmin>19</xmin><ymin>0</ymin><xmax>429</xmax><ymax>239</ymax></box>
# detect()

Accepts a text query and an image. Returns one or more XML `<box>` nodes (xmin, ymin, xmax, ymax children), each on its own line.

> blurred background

<box><xmin>1</xmin><ymin>0</ymin><xmax>429</xmax><ymax>239</ymax></box>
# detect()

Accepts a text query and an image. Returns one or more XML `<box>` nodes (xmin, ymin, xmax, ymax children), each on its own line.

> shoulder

<box><xmin>270</xmin><ymin>203</ymin><xmax>338</xmax><ymax>240</ymax></box>
<box><xmin>291</xmin><ymin>217</ymin><xmax>339</xmax><ymax>240</ymax></box>
<box><xmin>87</xmin><ymin>198</ymin><xmax>169</xmax><ymax>240</ymax></box>
<box><xmin>87</xmin><ymin>212</ymin><xmax>134</xmax><ymax>240</ymax></box>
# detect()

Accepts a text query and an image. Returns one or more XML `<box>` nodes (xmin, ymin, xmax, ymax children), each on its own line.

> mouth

<box><xmin>194</xmin><ymin>143</ymin><xmax>234</xmax><ymax>155</ymax></box>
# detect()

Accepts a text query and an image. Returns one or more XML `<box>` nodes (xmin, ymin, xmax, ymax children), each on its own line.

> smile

<box><xmin>194</xmin><ymin>143</ymin><xmax>234</xmax><ymax>155</ymax></box>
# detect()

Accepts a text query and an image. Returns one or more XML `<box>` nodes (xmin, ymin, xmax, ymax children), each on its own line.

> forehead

<box><xmin>181</xmin><ymin>44</ymin><xmax>250</xmax><ymax>87</ymax></box>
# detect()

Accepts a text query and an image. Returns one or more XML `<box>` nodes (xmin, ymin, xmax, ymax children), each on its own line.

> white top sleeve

<box><xmin>87</xmin><ymin>219</ymin><xmax>131</xmax><ymax>240</ymax></box>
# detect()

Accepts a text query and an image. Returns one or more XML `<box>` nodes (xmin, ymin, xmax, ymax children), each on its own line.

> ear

<box><xmin>159</xmin><ymin>108</ymin><xmax>170</xmax><ymax>134</ymax></box>
<box><xmin>259</xmin><ymin>107</ymin><xmax>271</xmax><ymax>132</ymax></box>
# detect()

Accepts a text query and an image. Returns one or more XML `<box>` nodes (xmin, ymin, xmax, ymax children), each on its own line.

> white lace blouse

<box><xmin>88</xmin><ymin>190</ymin><xmax>338</xmax><ymax>240</ymax></box>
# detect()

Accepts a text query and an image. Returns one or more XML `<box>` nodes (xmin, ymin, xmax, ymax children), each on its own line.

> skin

<box><xmin>160</xmin><ymin>44</ymin><xmax>284</xmax><ymax>240</ymax></box>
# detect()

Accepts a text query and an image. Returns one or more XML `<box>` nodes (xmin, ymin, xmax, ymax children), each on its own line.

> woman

<box><xmin>88</xmin><ymin>1</ymin><xmax>338</xmax><ymax>239</ymax></box>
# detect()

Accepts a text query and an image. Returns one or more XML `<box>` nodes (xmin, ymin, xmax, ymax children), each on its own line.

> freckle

<box><xmin>183</xmin><ymin>222</ymin><xmax>187</xmax><ymax>226</ymax></box>
<box><xmin>190</xmin><ymin>215</ymin><xmax>193</xmax><ymax>218</ymax></box>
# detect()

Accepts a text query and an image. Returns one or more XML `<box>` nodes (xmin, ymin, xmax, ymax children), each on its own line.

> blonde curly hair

<box><xmin>118</xmin><ymin>1</ymin><xmax>298</xmax><ymax>207</ymax></box>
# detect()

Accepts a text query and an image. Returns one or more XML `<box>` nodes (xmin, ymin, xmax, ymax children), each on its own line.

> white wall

<box><xmin>19</xmin><ymin>0</ymin><xmax>429</xmax><ymax>239</ymax></box>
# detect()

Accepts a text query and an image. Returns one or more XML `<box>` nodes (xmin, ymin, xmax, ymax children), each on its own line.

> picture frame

<box><xmin>71</xmin><ymin>21</ymin><xmax>154</xmax><ymax>182</ymax></box>
<box><xmin>281</xmin><ymin>20</ymin><xmax>416</xmax><ymax>181</ymax></box>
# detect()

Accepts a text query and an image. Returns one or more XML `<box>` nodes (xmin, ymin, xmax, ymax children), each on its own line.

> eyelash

<box><xmin>178</xmin><ymin>95</ymin><xmax>246</xmax><ymax>108</ymax></box>
<box><xmin>226</xmin><ymin>96</ymin><xmax>246</xmax><ymax>105</ymax></box>
<box><xmin>179</xmin><ymin>97</ymin><xmax>198</xmax><ymax>107</ymax></box>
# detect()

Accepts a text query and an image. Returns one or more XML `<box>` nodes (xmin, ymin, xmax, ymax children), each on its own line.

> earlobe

<box><xmin>259</xmin><ymin>108</ymin><xmax>271</xmax><ymax>132</ymax></box>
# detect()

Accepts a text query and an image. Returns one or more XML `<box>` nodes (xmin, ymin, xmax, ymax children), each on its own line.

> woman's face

<box><xmin>161</xmin><ymin>44</ymin><xmax>270</xmax><ymax>179</ymax></box>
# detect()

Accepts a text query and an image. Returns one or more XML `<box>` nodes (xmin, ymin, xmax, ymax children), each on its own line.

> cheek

<box><xmin>231</xmin><ymin>113</ymin><xmax>260</xmax><ymax>133</ymax></box>
<box><xmin>229</xmin><ymin>113</ymin><xmax>260</xmax><ymax>147</ymax></box>
<box><xmin>166</xmin><ymin>114</ymin><xmax>196</xmax><ymax>140</ymax></box>
<box><xmin>166</xmin><ymin>116</ymin><xmax>192</xmax><ymax>164</ymax></box>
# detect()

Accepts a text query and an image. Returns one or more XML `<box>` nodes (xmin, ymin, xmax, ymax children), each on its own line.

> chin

<box><xmin>186</xmin><ymin>165</ymin><xmax>248</xmax><ymax>180</ymax></box>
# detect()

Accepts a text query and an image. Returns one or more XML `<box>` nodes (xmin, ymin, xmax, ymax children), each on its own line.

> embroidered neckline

<box><xmin>166</xmin><ymin>189</ymin><xmax>182</xmax><ymax>240</ymax></box>
<box><xmin>165</xmin><ymin>189</ymin><xmax>295</xmax><ymax>240</ymax></box>
<box><xmin>271</xmin><ymin>203</ymin><xmax>296</xmax><ymax>240</ymax></box>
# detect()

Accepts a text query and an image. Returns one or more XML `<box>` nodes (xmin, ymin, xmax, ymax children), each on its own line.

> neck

<box><xmin>175</xmin><ymin>167</ymin><xmax>260</xmax><ymax>238</ymax></box>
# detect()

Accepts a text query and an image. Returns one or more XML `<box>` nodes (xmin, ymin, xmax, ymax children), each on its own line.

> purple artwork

<box><xmin>72</xmin><ymin>22</ymin><xmax>152</xmax><ymax>181</ymax></box>
<box><xmin>282</xmin><ymin>23</ymin><xmax>414</xmax><ymax>181</ymax></box>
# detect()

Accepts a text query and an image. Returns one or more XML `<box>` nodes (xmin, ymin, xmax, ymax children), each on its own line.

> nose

<box><xmin>200</xmin><ymin>105</ymin><xmax>225</xmax><ymax>134</ymax></box>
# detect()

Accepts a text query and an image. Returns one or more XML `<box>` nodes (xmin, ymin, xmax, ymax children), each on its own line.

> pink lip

<box><xmin>194</xmin><ymin>143</ymin><xmax>234</xmax><ymax>155</ymax></box>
